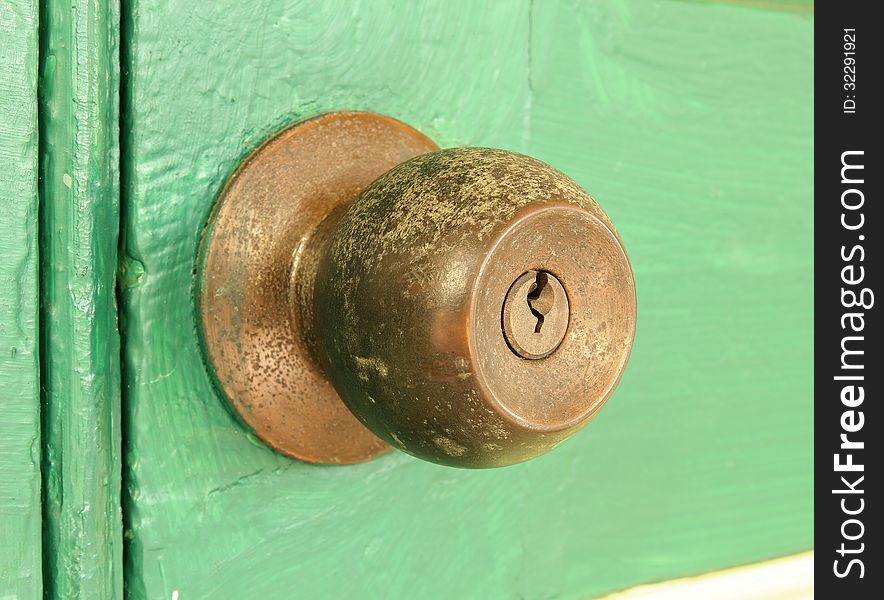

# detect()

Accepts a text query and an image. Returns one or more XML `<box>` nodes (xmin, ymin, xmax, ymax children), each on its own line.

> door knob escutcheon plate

<box><xmin>197</xmin><ymin>112</ymin><xmax>438</xmax><ymax>464</ymax></box>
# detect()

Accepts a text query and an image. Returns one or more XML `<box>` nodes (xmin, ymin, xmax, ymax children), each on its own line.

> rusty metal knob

<box><xmin>199</xmin><ymin>111</ymin><xmax>636</xmax><ymax>468</ymax></box>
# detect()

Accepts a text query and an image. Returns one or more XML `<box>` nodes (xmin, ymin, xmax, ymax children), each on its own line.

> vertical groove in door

<box><xmin>116</xmin><ymin>0</ymin><xmax>138</xmax><ymax>597</ymax></box>
<box><xmin>37</xmin><ymin>0</ymin><xmax>124</xmax><ymax>597</ymax></box>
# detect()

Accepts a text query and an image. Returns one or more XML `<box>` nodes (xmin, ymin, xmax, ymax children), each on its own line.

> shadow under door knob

<box><xmin>198</xmin><ymin>111</ymin><xmax>636</xmax><ymax>468</ymax></box>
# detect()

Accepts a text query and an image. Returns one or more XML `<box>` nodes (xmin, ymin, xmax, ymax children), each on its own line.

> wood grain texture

<box><xmin>0</xmin><ymin>1</ymin><xmax>42</xmax><ymax>597</ymax></box>
<box><xmin>39</xmin><ymin>0</ymin><xmax>123</xmax><ymax>597</ymax></box>
<box><xmin>120</xmin><ymin>1</ymin><xmax>812</xmax><ymax>598</ymax></box>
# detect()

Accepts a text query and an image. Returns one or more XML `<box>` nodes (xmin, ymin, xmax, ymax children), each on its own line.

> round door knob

<box><xmin>198</xmin><ymin>111</ymin><xmax>636</xmax><ymax>468</ymax></box>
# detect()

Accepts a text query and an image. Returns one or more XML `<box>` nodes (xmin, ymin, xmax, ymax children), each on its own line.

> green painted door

<box><xmin>118</xmin><ymin>1</ymin><xmax>813</xmax><ymax>597</ymax></box>
<box><xmin>1</xmin><ymin>2</ymin><xmax>41</xmax><ymax>597</ymax></box>
<box><xmin>1</xmin><ymin>0</ymin><xmax>812</xmax><ymax>598</ymax></box>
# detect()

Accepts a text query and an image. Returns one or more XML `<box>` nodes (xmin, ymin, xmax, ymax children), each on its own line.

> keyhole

<box><xmin>502</xmin><ymin>270</ymin><xmax>569</xmax><ymax>359</ymax></box>
<box><xmin>526</xmin><ymin>272</ymin><xmax>554</xmax><ymax>333</ymax></box>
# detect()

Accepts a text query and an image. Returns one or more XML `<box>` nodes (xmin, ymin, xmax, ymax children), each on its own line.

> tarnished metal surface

<box><xmin>316</xmin><ymin>147</ymin><xmax>636</xmax><ymax>468</ymax></box>
<box><xmin>198</xmin><ymin>112</ymin><xmax>437</xmax><ymax>464</ymax></box>
<box><xmin>200</xmin><ymin>112</ymin><xmax>635</xmax><ymax>468</ymax></box>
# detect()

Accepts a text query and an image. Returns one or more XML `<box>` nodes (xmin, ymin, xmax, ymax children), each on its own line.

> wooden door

<box><xmin>117</xmin><ymin>2</ymin><xmax>813</xmax><ymax>598</ymax></box>
<box><xmin>1</xmin><ymin>1</ymin><xmax>813</xmax><ymax>598</ymax></box>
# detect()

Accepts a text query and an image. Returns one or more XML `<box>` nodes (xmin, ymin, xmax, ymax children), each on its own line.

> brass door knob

<box><xmin>198</xmin><ymin>111</ymin><xmax>636</xmax><ymax>468</ymax></box>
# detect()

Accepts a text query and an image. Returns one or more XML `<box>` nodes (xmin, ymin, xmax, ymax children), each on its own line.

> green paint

<box><xmin>681</xmin><ymin>0</ymin><xmax>814</xmax><ymax>13</ymax></box>
<box><xmin>120</xmin><ymin>0</ymin><xmax>812</xmax><ymax>598</ymax></box>
<box><xmin>0</xmin><ymin>1</ymin><xmax>41</xmax><ymax>597</ymax></box>
<box><xmin>39</xmin><ymin>0</ymin><xmax>124</xmax><ymax>597</ymax></box>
